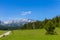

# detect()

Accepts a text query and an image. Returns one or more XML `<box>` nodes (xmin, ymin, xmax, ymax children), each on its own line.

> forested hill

<box><xmin>21</xmin><ymin>16</ymin><xmax>60</xmax><ymax>29</ymax></box>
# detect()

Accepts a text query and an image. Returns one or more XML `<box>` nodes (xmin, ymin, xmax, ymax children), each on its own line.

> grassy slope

<box><xmin>0</xmin><ymin>28</ymin><xmax>60</xmax><ymax>40</ymax></box>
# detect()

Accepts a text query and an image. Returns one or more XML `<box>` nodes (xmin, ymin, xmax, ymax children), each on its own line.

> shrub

<box><xmin>45</xmin><ymin>21</ymin><xmax>57</xmax><ymax>35</ymax></box>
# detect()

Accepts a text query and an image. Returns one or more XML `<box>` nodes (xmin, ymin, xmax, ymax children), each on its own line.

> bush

<box><xmin>45</xmin><ymin>21</ymin><xmax>57</xmax><ymax>35</ymax></box>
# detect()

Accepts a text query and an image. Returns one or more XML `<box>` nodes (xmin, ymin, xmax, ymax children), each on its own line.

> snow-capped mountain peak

<box><xmin>4</xmin><ymin>18</ymin><xmax>35</xmax><ymax>24</ymax></box>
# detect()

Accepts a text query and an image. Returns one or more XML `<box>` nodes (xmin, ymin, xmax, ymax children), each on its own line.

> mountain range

<box><xmin>0</xmin><ymin>18</ymin><xmax>36</xmax><ymax>30</ymax></box>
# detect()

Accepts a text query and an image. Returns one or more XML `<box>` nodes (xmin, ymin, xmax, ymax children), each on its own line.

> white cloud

<box><xmin>21</xmin><ymin>11</ymin><xmax>32</xmax><ymax>15</ymax></box>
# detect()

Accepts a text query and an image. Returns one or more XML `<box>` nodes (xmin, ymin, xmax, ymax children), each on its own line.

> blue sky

<box><xmin>0</xmin><ymin>0</ymin><xmax>60</xmax><ymax>21</ymax></box>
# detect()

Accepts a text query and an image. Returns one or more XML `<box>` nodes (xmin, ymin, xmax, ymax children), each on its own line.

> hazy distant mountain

<box><xmin>0</xmin><ymin>18</ymin><xmax>36</xmax><ymax>30</ymax></box>
<box><xmin>0</xmin><ymin>20</ymin><xmax>5</xmax><ymax>25</ymax></box>
<box><xmin>3</xmin><ymin>18</ymin><xmax>36</xmax><ymax>27</ymax></box>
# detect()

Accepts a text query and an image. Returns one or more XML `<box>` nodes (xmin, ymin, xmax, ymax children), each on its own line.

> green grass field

<box><xmin>0</xmin><ymin>30</ymin><xmax>6</xmax><ymax>35</ymax></box>
<box><xmin>0</xmin><ymin>28</ymin><xmax>60</xmax><ymax>40</ymax></box>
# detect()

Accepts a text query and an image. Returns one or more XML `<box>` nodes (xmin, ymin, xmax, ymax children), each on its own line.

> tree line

<box><xmin>21</xmin><ymin>16</ymin><xmax>60</xmax><ymax>29</ymax></box>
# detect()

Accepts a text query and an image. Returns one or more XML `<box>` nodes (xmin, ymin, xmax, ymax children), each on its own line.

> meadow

<box><xmin>0</xmin><ymin>30</ymin><xmax>6</xmax><ymax>35</ymax></box>
<box><xmin>0</xmin><ymin>28</ymin><xmax>60</xmax><ymax>40</ymax></box>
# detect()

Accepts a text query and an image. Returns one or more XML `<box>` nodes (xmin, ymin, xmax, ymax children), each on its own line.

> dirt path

<box><xmin>0</xmin><ymin>31</ymin><xmax>11</xmax><ymax>38</ymax></box>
